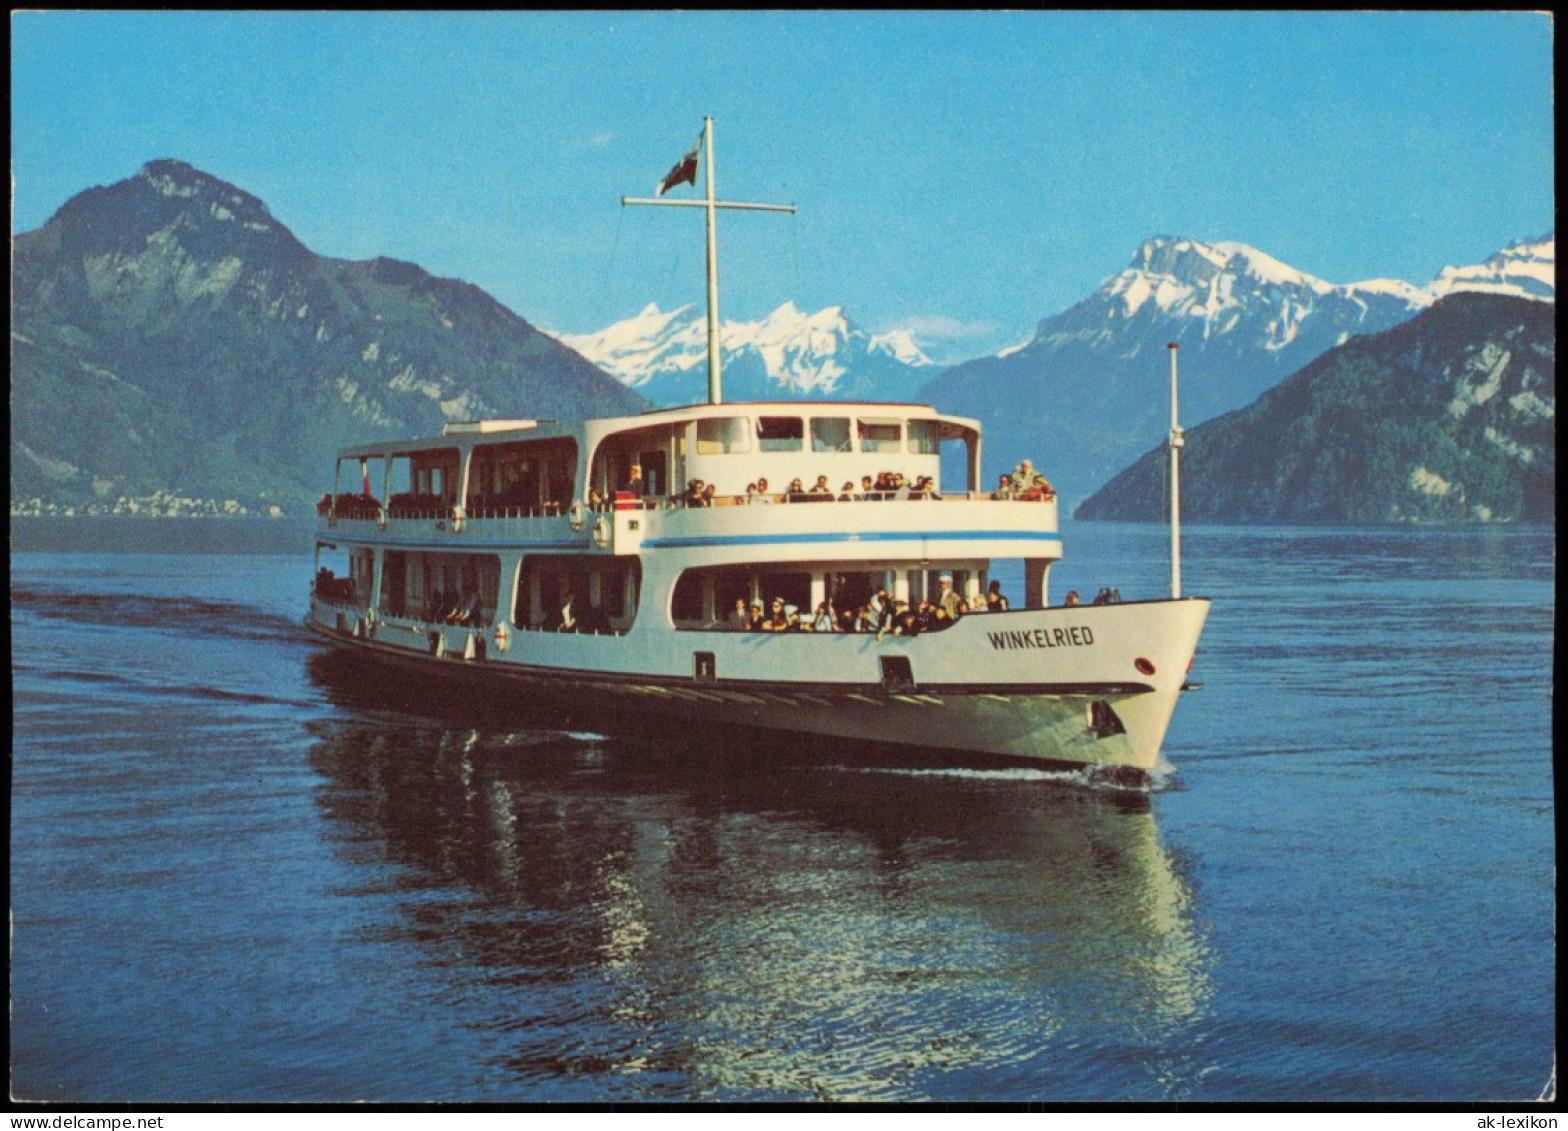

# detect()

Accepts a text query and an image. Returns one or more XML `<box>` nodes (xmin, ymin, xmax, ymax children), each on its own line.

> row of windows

<box><xmin>697</xmin><ymin>416</ymin><xmax>940</xmax><ymax>456</ymax></box>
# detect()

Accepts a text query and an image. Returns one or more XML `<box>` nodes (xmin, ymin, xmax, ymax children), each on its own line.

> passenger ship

<box><xmin>306</xmin><ymin>120</ymin><xmax>1210</xmax><ymax>781</ymax></box>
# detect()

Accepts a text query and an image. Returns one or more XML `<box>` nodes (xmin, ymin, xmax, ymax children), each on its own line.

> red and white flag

<box><xmin>657</xmin><ymin>137</ymin><xmax>700</xmax><ymax>196</ymax></box>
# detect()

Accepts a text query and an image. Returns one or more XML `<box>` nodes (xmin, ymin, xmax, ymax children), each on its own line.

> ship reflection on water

<box><xmin>305</xmin><ymin>651</ymin><xmax>1216</xmax><ymax>1100</ymax></box>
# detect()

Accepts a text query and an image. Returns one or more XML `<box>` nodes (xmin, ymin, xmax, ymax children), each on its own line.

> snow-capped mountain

<box><xmin>918</xmin><ymin>235</ymin><xmax>1439</xmax><ymax>503</ymax></box>
<box><xmin>556</xmin><ymin>301</ymin><xmax>934</xmax><ymax>407</ymax></box>
<box><xmin>1427</xmin><ymin>234</ymin><xmax>1555</xmax><ymax>303</ymax></box>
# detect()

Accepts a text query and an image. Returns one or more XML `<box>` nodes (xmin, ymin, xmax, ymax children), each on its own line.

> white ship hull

<box><xmin>308</xmin><ymin>593</ymin><xmax>1208</xmax><ymax>776</ymax></box>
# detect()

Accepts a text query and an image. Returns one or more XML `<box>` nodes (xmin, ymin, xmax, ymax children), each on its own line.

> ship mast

<box><xmin>623</xmin><ymin>117</ymin><xmax>796</xmax><ymax>405</ymax></box>
<box><xmin>1167</xmin><ymin>342</ymin><xmax>1184</xmax><ymax>599</ymax></box>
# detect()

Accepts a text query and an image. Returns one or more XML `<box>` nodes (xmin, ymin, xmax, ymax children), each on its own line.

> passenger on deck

<box><xmin>785</xmin><ymin>608</ymin><xmax>809</xmax><ymax>633</ymax></box>
<box><xmin>937</xmin><ymin>572</ymin><xmax>963</xmax><ymax>620</ymax></box>
<box><xmin>874</xmin><ymin>588</ymin><xmax>896</xmax><ymax>634</ymax></box>
<box><xmin>702</xmin><ymin>483</ymin><xmax>717</xmax><ymax>507</ymax></box>
<box><xmin>1012</xmin><ymin>457</ymin><xmax>1036</xmax><ymax>487</ymax></box>
<box><xmin>551</xmin><ymin>588</ymin><xmax>579</xmax><ymax>632</ymax></box>
<box><xmin>748</xmin><ymin>602</ymin><xmax>765</xmax><ymax>631</ymax></box>
<box><xmin>808</xmin><ymin>475</ymin><xmax>834</xmax><ymax>501</ymax></box>
<box><xmin>992</xmin><ymin>473</ymin><xmax>1015</xmax><ymax>500</ymax></box>
<box><xmin>891</xmin><ymin>473</ymin><xmax>913</xmax><ymax>501</ymax></box>
<box><xmin>745</xmin><ymin>482</ymin><xmax>759</xmax><ymax>503</ymax></box>
<box><xmin>811</xmin><ymin>601</ymin><xmax>837</xmax><ymax>632</ymax></box>
<box><xmin>786</xmin><ymin>478</ymin><xmax>807</xmax><ymax>502</ymax></box>
<box><xmin>1063</xmin><ymin>590</ymin><xmax>1080</xmax><ymax>607</ymax></box>
<box><xmin>838</xmin><ymin>481</ymin><xmax>856</xmax><ymax>501</ymax></box>
<box><xmin>587</xmin><ymin>488</ymin><xmax>605</xmax><ymax>512</ymax></box>
<box><xmin>987</xmin><ymin>581</ymin><xmax>1010</xmax><ymax>612</ymax></box>
<box><xmin>755</xmin><ymin>477</ymin><xmax>774</xmax><ymax>503</ymax></box>
<box><xmin>860</xmin><ymin>475</ymin><xmax>874</xmax><ymax>499</ymax></box>
<box><xmin>685</xmin><ymin>479</ymin><xmax>709</xmax><ymax>507</ymax></box>
<box><xmin>621</xmin><ymin>464</ymin><xmax>646</xmax><ymax>499</ymax></box>
<box><xmin>730</xmin><ymin>599</ymin><xmax>751</xmax><ymax>631</ymax></box>
<box><xmin>765</xmin><ymin>597</ymin><xmax>789</xmax><ymax>632</ymax></box>
<box><xmin>913</xmin><ymin>475</ymin><xmax>939</xmax><ymax>500</ymax></box>
<box><xmin>852</xmin><ymin>603</ymin><xmax>877</xmax><ymax>633</ymax></box>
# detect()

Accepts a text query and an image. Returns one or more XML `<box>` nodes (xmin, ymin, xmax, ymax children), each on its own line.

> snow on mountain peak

<box><xmin>1428</xmin><ymin>233</ymin><xmax>1555</xmax><ymax>303</ymax></box>
<box><xmin>555</xmin><ymin>301</ymin><xmax>931</xmax><ymax>401</ymax></box>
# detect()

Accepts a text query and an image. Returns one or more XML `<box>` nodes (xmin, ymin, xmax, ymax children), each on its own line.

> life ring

<box><xmin>569</xmin><ymin>500</ymin><xmax>586</xmax><ymax>532</ymax></box>
<box><xmin>452</xmin><ymin>505</ymin><xmax>465</xmax><ymax>534</ymax></box>
<box><xmin>592</xmin><ymin>514</ymin><xmax>611</xmax><ymax>548</ymax></box>
<box><xmin>494</xmin><ymin>622</ymin><xmax>510</xmax><ymax>652</ymax></box>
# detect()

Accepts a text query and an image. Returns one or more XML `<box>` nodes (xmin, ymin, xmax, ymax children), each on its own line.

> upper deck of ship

<box><xmin>316</xmin><ymin>400</ymin><xmax>1061</xmax><ymax>566</ymax></box>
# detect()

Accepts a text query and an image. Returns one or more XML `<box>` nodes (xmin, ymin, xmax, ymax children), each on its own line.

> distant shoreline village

<box><xmin>10</xmin><ymin>492</ymin><xmax>286</xmax><ymax>519</ymax></box>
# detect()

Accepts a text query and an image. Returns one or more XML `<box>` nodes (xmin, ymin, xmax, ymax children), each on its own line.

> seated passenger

<box><xmin>748</xmin><ymin>602</ymin><xmax>766</xmax><ymax>631</ymax></box>
<box><xmin>765</xmin><ymin>597</ymin><xmax>789</xmax><ymax>631</ymax></box>
<box><xmin>1063</xmin><ymin>590</ymin><xmax>1080</xmax><ymax>607</ymax></box>
<box><xmin>808</xmin><ymin>475</ymin><xmax>834</xmax><ymax>501</ymax></box>
<box><xmin>755</xmin><ymin>477</ymin><xmax>774</xmax><ymax>503</ymax></box>
<box><xmin>992</xmin><ymin>473</ymin><xmax>1014</xmax><ymax>500</ymax></box>
<box><xmin>838</xmin><ymin>481</ymin><xmax>856</xmax><ymax>501</ymax></box>
<box><xmin>891</xmin><ymin>473</ymin><xmax>913</xmax><ymax>501</ymax></box>
<box><xmin>853</xmin><ymin>603</ymin><xmax>877</xmax><ymax>633</ymax></box>
<box><xmin>810</xmin><ymin>601</ymin><xmax>837</xmax><ymax>632</ymax></box>
<box><xmin>549</xmin><ymin>588</ymin><xmax>579</xmax><ymax>631</ymax></box>
<box><xmin>987</xmin><ymin>581</ymin><xmax>1010</xmax><ymax>612</ymax></box>
<box><xmin>702</xmin><ymin>483</ymin><xmax>717</xmax><ymax>507</ymax></box>
<box><xmin>785</xmin><ymin>608</ymin><xmax>809</xmax><ymax>633</ymax></box>
<box><xmin>786</xmin><ymin>478</ymin><xmax>807</xmax><ymax>502</ymax></box>
<box><xmin>859</xmin><ymin>475</ymin><xmax>875</xmax><ymax>499</ymax></box>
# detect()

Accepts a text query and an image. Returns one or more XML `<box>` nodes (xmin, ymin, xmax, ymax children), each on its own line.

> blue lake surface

<box><xmin>9</xmin><ymin>520</ymin><xmax>1555</xmax><ymax>1102</ymax></box>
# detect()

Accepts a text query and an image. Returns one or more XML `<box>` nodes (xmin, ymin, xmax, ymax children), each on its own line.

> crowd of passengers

<box><xmin>728</xmin><ymin>575</ymin><xmax>1011</xmax><ymax>638</ymax></box>
<box><xmin>595</xmin><ymin>463</ymin><xmax>1055</xmax><ymax>509</ymax></box>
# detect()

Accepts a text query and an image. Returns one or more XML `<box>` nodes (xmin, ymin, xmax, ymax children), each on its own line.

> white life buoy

<box><xmin>495</xmin><ymin>622</ymin><xmax>510</xmax><ymax>652</ymax></box>
<box><xmin>592</xmin><ymin>514</ymin><xmax>611</xmax><ymax>548</ymax></box>
<box><xmin>569</xmin><ymin>500</ymin><xmax>586</xmax><ymax>532</ymax></box>
<box><xmin>452</xmin><ymin>505</ymin><xmax>465</xmax><ymax>534</ymax></box>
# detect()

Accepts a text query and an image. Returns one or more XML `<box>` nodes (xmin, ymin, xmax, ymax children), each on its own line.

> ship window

<box><xmin>515</xmin><ymin>555</ymin><xmax>641</xmax><ymax>633</ymax></box>
<box><xmin>757</xmin><ymin>416</ymin><xmax>804</xmax><ymax>452</ymax></box>
<box><xmin>858</xmin><ymin>419</ymin><xmax>902</xmax><ymax>454</ymax></box>
<box><xmin>810</xmin><ymin>417</ymin><xmax>853</xmax><ymax>453</ymax></box>
<box><xmin>907</xmin><ymin>419</ymin><xmax>940</xmax><ymax>455</ymax></box>
<box><xmin>880</xmin><ymin>655</ymin><xmax>915</xmax><ymax>692</ymax></box>
<box><xmin>696</xmin><ymin>416</ymin><xmax>751</xmax><ymax>454</ymax></box>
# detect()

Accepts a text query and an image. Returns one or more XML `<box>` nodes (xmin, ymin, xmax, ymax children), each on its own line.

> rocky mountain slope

<box><xmin>554</xmin><ymin>301</ymin><xmax>934</xmax><ymax>407</ymax></box>
<box><xmin>1075</xmin><ymin>293</ymin><xmax>1555</xmax><ymax>524</ymax></box>
<box><xmin>11</xmin><ymin>160</ymin><xmax>646</xmax><ymax>512</ymax></box>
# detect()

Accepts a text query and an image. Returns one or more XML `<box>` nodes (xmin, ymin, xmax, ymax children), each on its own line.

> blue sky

<box><xmin>11</xmin><ymin>10</ymin><xmax>1555</xmax><ymax>360</ymax></box>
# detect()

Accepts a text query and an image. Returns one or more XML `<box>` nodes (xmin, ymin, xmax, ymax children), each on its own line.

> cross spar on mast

<box><xmin>623</xmin><ymin>118</ymin><xmax>796</xmax><ymax>405</ymax></box>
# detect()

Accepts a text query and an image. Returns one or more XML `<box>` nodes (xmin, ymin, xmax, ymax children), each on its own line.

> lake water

<box><xmin>9</xmin><ymin>519</ymin><xmax>1555</xmax><ymax>1103</ymax></box>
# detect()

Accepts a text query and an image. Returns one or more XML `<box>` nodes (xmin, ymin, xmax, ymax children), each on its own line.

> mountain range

<box><xmin>9</xmin><ymin>158</ymin><xmax>1554</xmax><ymax>524</ymax></box>
<box><xmin>554</xmin><ymin>301</ymin><xmax>934</xmax><ymax>405</ymax></box>
<box><xmin>11</xmin><ymin>159</ymin><xmax>646</xmax><ymax>511</ymax></box>
<box><xmin>1076</xmin><ymin>292</ymin><xmax>1555</xmax><ymax>524</ymax></box>
<box><xmin>917</xmin><ymin>234</ymin><xmax>1552</xmax><ymax>504</ymax></box>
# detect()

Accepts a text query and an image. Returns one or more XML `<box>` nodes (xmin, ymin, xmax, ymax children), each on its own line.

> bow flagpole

<box><xmin>624</xmin><ymin>118</ymin><xmax>796</xmax><ymax>406</ymax></box>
